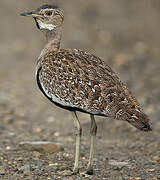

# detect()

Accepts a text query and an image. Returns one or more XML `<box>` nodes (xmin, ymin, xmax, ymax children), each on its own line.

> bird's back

<box><xmin>36</xmin><ymin>48</ymin><xmax>151</xmax><ymax>131</ymax></box>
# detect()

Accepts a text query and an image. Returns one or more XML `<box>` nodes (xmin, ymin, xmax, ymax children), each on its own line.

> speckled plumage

<box><xmin>37</xmin><ymin>48</ymin><xmax>151</xmax><ymax>131</ymax></box>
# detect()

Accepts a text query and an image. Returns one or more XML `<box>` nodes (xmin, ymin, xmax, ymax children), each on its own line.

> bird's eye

<box><xmin>45</xmin><ymin>11</ymin><xmax>52</xmax><ymax>16</ymax></box>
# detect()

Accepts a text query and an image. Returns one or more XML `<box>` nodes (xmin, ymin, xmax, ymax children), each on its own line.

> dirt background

<box><xmin>0</xmin><ymin>0</ymin><xmax>160</xmax><ymax>179</ymax></box>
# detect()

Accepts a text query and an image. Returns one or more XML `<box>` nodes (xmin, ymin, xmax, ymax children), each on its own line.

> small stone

<box><xmin>6</xmin><ymin>146</ymin><xmax>12</xmax><ymax>150</ymax></box>
<box><xmin>16</xmin><ymin>157</ymin><xmax>23</xmax><ymax>161</ymax></box>
<box><xmin>63</xmin><ymin>152</ymin><xmax>73</xmax><ymax>158</ymax></box>
<box><xmin>152</xmin><ymin>156</ymin><xmax>160</xmax><ymax>162</ymax></box>
<box><xmin>8</xmin><ymin>132</ymin><xmax>15</xmax><ymax>137</ymax></box>
<box><xmin>49</xmin><ymin>163</ymin><xmax>59</xmax><ymax>166</ymax></box>
<box><xmin>33</xmin><ymin>151</ymin><xmax>41</xmax><ymax>157</ymax></box>
<box><xmin>33</xmin><ymin>127</ymin><xmax>43</xmax><ymax>134</ymax></box>
<box><xmin>54</xmin><ymin>131</ymin><xmax>61</xmax><ymax>137</ymax></box>
<box><xmin>19</xmin><ymin>141</ymin><xmax>64</xmax><ymax>154</ymax></box>
<box><xmin>0</xmin><ymin>166</ymin><xmax>5</xmax><ymax>175</ymax></box>
<box><xmin>108</xmin><ymin>161</ymin><xmax>129</xmax><ymax>166</ymax></box>
<box><xmin>146</xmin><ymin>168</ymin><xmax>155</xmax><ymax>172</ymax></box>
<box><xmin>19</xmin><ymin>164</ymin><xmax>31</xmax><ymax>175</ymax></box>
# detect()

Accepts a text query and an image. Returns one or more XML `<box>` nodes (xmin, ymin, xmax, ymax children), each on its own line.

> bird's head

<box><xmin>21</xmin><ymin>4</ymin><xmax>64</xmax><ymax>31</ymax></box>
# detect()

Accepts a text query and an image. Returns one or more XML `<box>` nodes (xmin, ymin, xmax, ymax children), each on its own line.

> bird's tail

<box><xmin>126</xmin><ymin>110</ymin><xmax>152</xmax><ymax>131</ymax></box>
<box><xmin>116</xmin><ymin>84</ymin><xmax>152</xmax><ymax>131</ymax></box>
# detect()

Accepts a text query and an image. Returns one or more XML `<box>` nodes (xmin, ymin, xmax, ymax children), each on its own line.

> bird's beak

<box><xmin>20</xmin><ymin>11</ymin><xmax>41</xmax><ymax>18</ymax></box>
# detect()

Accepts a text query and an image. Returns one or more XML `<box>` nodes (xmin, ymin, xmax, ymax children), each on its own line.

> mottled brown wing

<box><xmin>37</xmin><ymin>48</ymin><xmax>140</xmax><ymax>117</ymax></box>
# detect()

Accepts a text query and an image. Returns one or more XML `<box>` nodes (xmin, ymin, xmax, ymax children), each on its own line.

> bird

<box><xmin>21</xmin><ymin>4</ymin><xmax>152</xmax><ymax>174</ymax></box>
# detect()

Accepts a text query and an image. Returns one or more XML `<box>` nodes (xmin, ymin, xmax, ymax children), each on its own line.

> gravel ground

<box><xmin>0</xmin><ymin>0</ymin><xmax>160</xmax><ymax>179</ymax></box>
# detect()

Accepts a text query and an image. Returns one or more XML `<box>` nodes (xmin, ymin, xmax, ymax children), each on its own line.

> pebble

<box><xmin>19</xmin><ymin>163</ymin><xmax>31</xmax><ymax>175</ymax></box>
<box><xmin>0</xmin><ymin>166</ymin><xmax>5</xmax><ymax>175</ymax></box>
<box><xmin>152</xmin><ymin>156</ymin><xmax>160</xmax><ymax>162</ymax></box>
<box><xmin>49</xmin><ymin>163</ymin><xmax>59</xmax><ymax>166</ymax></box>
<box><xmin>54</xmin><ymin>131</ymin><xmax>61</xmax><ymax>137</ymax></box>
<box><xmin>108</xmin><ymin>161</ymin><xmax>129</xmax><ymax>166</ymax></box>
<box><xmin>19</xmin><ymin>141</ymin><xmax>64</xmax><ymax>154</ymax></box>
<box><xmin>130</xmin><ymin>178</ymin><xmax>141</xmax><ymax>180</ymax></box>
<box><xmin>16</xmin><ymin>157</ymin><xmax>23</xmax><ymax>161</ymax></box>
<box><xmin>32</xmin><ymin>127</ymin><xmax>43</xmax><ymax>134</ymax></box>
<box><xmin>6</xmin><ymin>146</ymin><xmax>12</xmax><ymax>150</ymax></box>
<box><xmin>146</xmin><ymin>168</ymin><xmax>155</xmax><ymax>172</ymax></box>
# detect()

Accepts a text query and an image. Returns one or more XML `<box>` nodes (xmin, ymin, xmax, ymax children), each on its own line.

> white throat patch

<box><xmin>37</xmin><ymin>20</ymin><xmax>56</xmax><ymax>31</ymax></box>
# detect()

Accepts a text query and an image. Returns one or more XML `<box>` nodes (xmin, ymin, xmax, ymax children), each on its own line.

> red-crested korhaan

<box><xmin>21</xmin><ymin>4</ymin><xmax>152</xmax><ymax>174</ymax></box>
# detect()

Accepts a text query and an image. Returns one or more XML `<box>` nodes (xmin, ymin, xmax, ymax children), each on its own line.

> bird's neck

<box><xmin>38</xmin><ymin>27</ymin><xmax>62</xmax><ymax>59</ymax></box>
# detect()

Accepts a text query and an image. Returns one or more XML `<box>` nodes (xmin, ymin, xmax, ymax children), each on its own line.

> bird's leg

<box><xmin>72</xmin><ymin>111</ymin><xmax>82</xmax><ymax>174</ymax></box>
<box><xmin>86</xmin><ymin>114</ymin><xmax>97</xmax><ymax>174</ymax></box>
